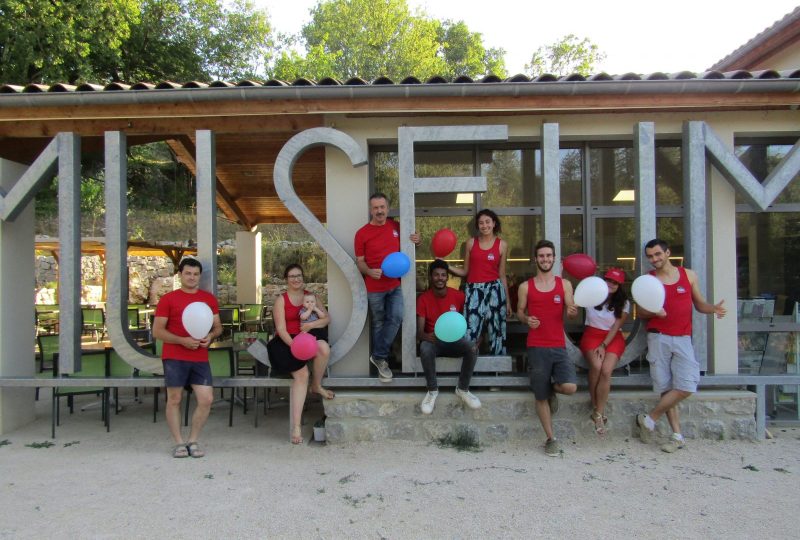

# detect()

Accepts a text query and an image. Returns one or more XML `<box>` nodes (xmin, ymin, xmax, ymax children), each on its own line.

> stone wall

<box><xmin>35</xmin><ymin>254</ymin><xmax>327</xmax><ymax>306</ymax></box>
<box><xmin>323</xmin><ymin>390</ymin><xmax>758</xmax><ymax>444</ymax></box>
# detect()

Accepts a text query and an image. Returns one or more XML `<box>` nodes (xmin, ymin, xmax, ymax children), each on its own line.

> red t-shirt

<box><xmin>416</xmin><ymin>287</ymin><xmax>465</xmax><ymax>334</ymax></box>
<box><xmin>282</xmin><ymin>290</ymin><xmax>310</xmax><ymax>335</ymax></box>
<box><xmin>525</xmin><ymin>277</ymin><xmax>566</xmax><ymax>348</ymax></box>
<box><xmin>467</xmin><ymin>237</ymin><xmax>501</xmax><ymax>283</ymax></box>
<box><xmin>155</xmin><ymin>288</ymin><xmax>219</xmax><ymax>362</ymax></box>
<box><xmin>647</xmin><ymin>267</ymin><xmax>693</xmax><ymax>336</ymax></box>
<box><xmin>354</xmin><ymin>219</ymin><xmax>401</xmax><ymax>293</ymax></box>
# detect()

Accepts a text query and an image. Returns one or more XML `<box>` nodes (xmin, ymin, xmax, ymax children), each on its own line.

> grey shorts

<box><xmin>526</xmin><ymin>347</ymin><xmax>576</xmax><ymax>401</ymax></box>
<box><xmin>646</xmin><ymin>333</ymin><xmax>699</xmax><ymax>394</ymax></box>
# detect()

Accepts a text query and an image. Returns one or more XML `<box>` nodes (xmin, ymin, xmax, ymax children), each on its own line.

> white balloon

<box><xmin>574</xmin><ymin>276</ymin><xmax>608</xmax><ymax>308</ymax></box>
<box><xmin>182</xmin><ymin>301</ymin><xmax>214</xmax><ymax>339</ymax></box>
<box><xmin>632</xmin><ymin>274</ymin><xmax>666</xmax><ymax>313</ymax></box>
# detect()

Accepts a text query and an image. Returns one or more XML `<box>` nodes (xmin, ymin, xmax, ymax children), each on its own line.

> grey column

<box><xmin>541</xmin><ymin>123</ymin><xmax>561</xmax><ymax>268</ymax></box>
<box><xmin>57</xmin><ymin>133</ymin><xmax>82</xmax><ymax>374</ymax></box>
<box><xmin>683</xmin><ymin>121</ymin><xmax>708</xmax><ymax>370</ymax></box>
<box><xmin>0</xmin><ymin>158</ymin><xmax>36</xmax><ymax>432</ymax></box>
<box><xmin>196</xmin><ymin>130</ymin><xmax>217</xmax><ymax>295</ymax></box>
<box><xmin>104</xmin><ymin>131</ymin><xmax>162</xmax><ymax>374</ymax></box>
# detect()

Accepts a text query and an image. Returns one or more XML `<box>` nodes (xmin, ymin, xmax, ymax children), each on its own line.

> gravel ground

<box><xmin>0</xmin><ymin>391</ymin><xmax>797</xmax><ymax>539</ymax></box>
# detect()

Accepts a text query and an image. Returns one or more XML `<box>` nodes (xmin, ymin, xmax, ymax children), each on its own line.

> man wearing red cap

<box><xmin>635</xmin><ymin>239</ymin><xmax>727</xmax><ymax>453</ymax></box>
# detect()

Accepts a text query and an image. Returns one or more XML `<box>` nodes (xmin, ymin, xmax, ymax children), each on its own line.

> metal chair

<box><xmin>81</xmin><ymin>307</ymin><xmax>106</xmax><ymax>342</ymax></box>
<box><xmin>241</xmin><ymin>304</ymin><xmax>264</xmax><ymax>331</ymax></box>
<box><xmin>218</xmin><ymin>307</ymin><xmax>241</xmax><ymax>340</ymax></box>
<box><xmin>51</xmin><ymin>350</ymin><xmax>108</xmax><ymax>438</ymax></box>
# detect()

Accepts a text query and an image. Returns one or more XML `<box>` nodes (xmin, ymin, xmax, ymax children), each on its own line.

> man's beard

<box><xmin>536</xmin><ymin>261</ymin><xmax>553</xmax><ymax>273</ymax></box>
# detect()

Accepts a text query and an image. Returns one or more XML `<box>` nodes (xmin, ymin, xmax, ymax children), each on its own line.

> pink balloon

<box><xmin>290</xmin><ymin>332</ymin><xmax>317</xmax><ymax>361</ymax></box>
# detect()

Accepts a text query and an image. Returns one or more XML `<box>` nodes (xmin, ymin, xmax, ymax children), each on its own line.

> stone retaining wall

<box><xmin>323</xmin><ymin>390</ymin><xmax>757</xmax><ymax>444</ymax></box>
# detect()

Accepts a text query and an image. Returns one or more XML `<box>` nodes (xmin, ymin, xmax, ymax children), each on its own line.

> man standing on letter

<box><xmin>635</xmin><ymin>239</ymin><xmax>726</xmax><ymax>453</ymax></box>
<box><xmin>516</xmin><ymin>240</ymin><xmax>578</xmax><ymax>457</ymax></box>
<box><xmin>354</xmin><ymin>192</ymin><xmax>419</xmax><ymax>382</ymax></box>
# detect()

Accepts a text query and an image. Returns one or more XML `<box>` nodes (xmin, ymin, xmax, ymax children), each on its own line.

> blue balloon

<box><xmin>381</xmin><ymin>251</ymin><xmax>411</xmax><ymax>278</ymax></box>
<box><xmin>434</xmin><ymin>311</ymin><xmax>467</xmax><ymax>343</ymax></box>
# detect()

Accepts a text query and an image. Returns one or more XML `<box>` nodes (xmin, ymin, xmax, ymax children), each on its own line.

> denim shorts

<box><xmin>163</xmin><ymin>359</ymin><xmax>213</xmax><ymax>388</ymax></box>
<box><xmin>526</xmin><ymin>347</ymin><xmax>576</xmax><ymax>400</ymax></box>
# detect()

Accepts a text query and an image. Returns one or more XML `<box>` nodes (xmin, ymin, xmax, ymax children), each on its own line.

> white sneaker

<box><xmin>455</xmin><ymin>387</ymin><xmax>481</xmax><ymax>409</ymax></box>
<box><xmin>420</xmin><ymin>390</ymin><xmax>438</xmax><ymax>414</ymax></box>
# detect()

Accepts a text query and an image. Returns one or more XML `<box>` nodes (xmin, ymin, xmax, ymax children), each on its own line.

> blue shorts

<box><xmin>163</xmin><ymin>359</ymin><xmax>213</xmax><ymax>388</ymax></box>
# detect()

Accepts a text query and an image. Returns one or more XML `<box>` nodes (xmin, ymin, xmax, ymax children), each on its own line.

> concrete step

<box><xmin>322</xmin><ymin>390</ymin><xmax>757</xmax><ymax>444</ymax></box>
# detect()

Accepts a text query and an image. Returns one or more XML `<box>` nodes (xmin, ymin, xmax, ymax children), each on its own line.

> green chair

<box><xmin>52</xmin><ymin>350</ymin><xmax>108</xmax><ymax>438</ymax></box>
<box><xmin>35</xmin><ymin>304</ymin><xmax>59</xmax><ymax>336</ymax></box>
<box><xmin>241</xmin><ymin>304</ymin><xmax>264</xmax><ymax>331</ymax></box>
<box><xmin>209</xmin><ymin>347</ymin><xmax>235</xmax><ymax>427</ymax></box>
<box><xmin>37</xmin><ymin>334</ymin><xmax>59</xmax><ymax>373</ymax></box>
<box><xmin>81</xmin><ymin>307</ymin><xmax>106</xmax><ymax>342</ymax></box>
<box><xmin>231</xmin><ymin>331</ymin><xmax>270</xmax><ymax>414</ymax></box>
<box><xmin>127</xmin><ymin>307</ymin><xmax>140</xmax><ymax>330</ymax></box>
<box><xmin>133</xmin><ymin>342</ymin><xmax>162</xmax><ymax>423</ymax></box>
<box><xmin>105</xmin><ymin>348</ymin><xmax>133</xmax><ymax>417</ymax></box>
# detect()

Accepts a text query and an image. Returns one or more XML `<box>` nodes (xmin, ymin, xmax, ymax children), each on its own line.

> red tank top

<box><xmin>467</xmin><ymin>237</ymin><xmax>501</xmax><ymax>283</ymax></box>
<box><xmin>647</xmin><ymin>267</ymin><xmax>692</xmax><ymax>336</ymax></box>
<box><xmin>525</xmin><ymin>276</ymin><xmax>566</xmax><ymax>347</ymax></box>
<box><xmin>282</xmin><ymin>290</ymin><xmax>309</xmax><ymax>335</ymax></box>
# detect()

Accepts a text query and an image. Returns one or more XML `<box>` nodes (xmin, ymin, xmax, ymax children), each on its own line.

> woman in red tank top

<box><xmin>268</xmin><ymin>263</ymin><xmax>332</xmax><ymax>444</ymax></box>
<box><xmin>449</xmin><ymin>209</ymin><xmax>510</xmax><ymax>355</ymax></box>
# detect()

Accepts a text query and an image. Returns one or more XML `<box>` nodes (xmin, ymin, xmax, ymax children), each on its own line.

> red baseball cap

<box><xmin>604</xmin><ymin>267</ymin><xmax>626</xmax><ymax>284</ymax></box>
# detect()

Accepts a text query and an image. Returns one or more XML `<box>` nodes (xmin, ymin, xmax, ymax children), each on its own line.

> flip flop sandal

<box><xmin>186</xmin><ymin>441</ymin><xmax>205</xmax><ymax>458</ymax></box>
<box><xmin>591</xmin><ymin>411</ymin><xmax>606</xmax><ymax>436</ymax></box>
<box><xmin>172</xmin><ymin>444</ymin><xmax>189</xmax><ymax>458</ymax></box>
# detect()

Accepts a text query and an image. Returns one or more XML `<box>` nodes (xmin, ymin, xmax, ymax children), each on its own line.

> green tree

<box><xmin>113</xmin><ymin>0</ymin><xmax>273</xmax><ymax>82</ymax></box>
<box><xmin>525</xmin><ymin>34</ymin><xmax>606</xmax><ymax>77</ymax></box>
<box><xmin>0</xmin><ymin>0</ymin><xmax>138</xmax><ymax>84</ymax></box>
<box><xmin>270</xmin><ymin>0</ymin><xmax>505</xmax><ymax>81</ymax></box>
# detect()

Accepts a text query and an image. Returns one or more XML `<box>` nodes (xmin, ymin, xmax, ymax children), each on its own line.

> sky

<box><xmin>253</xmin><ymin>0</ymin><xmax>799</xmax><ymax>75</ymax></box>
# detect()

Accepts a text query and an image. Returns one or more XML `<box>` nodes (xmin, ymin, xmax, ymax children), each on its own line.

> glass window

<box><xmin>656</xmin><ymin>146</ymin><xmax>683</xmax><ymax>205</ymax></box>
<box><xmin>594</xmin><ymin>217</ymin><xmax>635</xmax><ymax>273</ymax></box>
<box><xmin>480</xmin><ymin>148</ymin><xmax>539</xmax><ymax>208</ymax></box>
<box><xmin>373</xmin><ymin>151</ymin><xmax>399</xmax><ymax>204</ymax></box>
<box><xmin>590</xmin><ymin>146</ymin><xmax>634</xmax><ymax>206</ymax></box>
<box><xmin>734</xmin><ymin>142</ymin><xmax>800</xmax><ymax>205</ymax></box>
<box><xmin>414</xmin><ymin>148</ymin><xmax>474</xmax><ymax>208</ymax></box>
<box><xmin>736</xmin><ymin>212</ymin><xmax>800</xmax><ymax>309</ymax></box>
<box><xmin>560</xmin><ymin>148</ymin><xmax>583</xmax><ymax>206</ymax></box>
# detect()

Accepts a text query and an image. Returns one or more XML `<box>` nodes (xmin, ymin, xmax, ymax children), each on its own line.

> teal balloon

<box><xmin>381</xmin><ymin>251</ymin><xmax>411</xmax><ymax>278</ymax></box>
<box><xmin>434</xmin><ymin>311</ymin><xmax>467</xmax><ymax>343</ymax></box>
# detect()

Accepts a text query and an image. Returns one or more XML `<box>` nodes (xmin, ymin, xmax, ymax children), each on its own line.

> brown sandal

<box><xmin>186</xmin><ymin>441</ymin><xmax>205</xmax><ymax>458</ymax></box>
<box><xmin>172</xmin><ymin>444</ymin><xmax>189</xmax><ymax>458</ymax></box>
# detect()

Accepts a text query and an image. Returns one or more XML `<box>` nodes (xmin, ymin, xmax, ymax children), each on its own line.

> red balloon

<box><xmin>290</xmin><ymin>332</ymin><xmax>317</xmax><ymax>361</ymax></box>
<box><xmin>431</xmin><ymin>228</ymin><xmax>457</xmax><ymax>258</ymax></box>
<box><xmin>563</xmin><ymin>253</ymin><xmax>597</xmax><ymax>279</ymax></box>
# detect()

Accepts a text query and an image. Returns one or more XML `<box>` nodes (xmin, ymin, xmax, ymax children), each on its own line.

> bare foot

<box><xmin>291</xmin><ymin>425</ymin><xmax>304</xmax><ymax>445</ymax></box>
<box><xmin>311</xmin><ymin>386</ymin><xmax>335</xmax><ymax>400</ymax></box>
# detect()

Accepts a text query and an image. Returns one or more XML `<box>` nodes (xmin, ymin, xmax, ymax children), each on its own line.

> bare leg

<box><xmin>309</xmin><ymin>341</ymin><xmax>334</xmax><ymax>399</ymax></box>
<box><xmin>650</xmin><ymin>389</ymin><xmax>692</xmax><ymax>433</ymax></box>
<box><xmin>290</xmin><ymin>366</ymin><xmax>309</xmax><ymax>443</ymax></box>
<box><xmin>595</xmin><ymin>353</ymin><xmax>619</xmax><ymax>417</ymax></box>
<box><xmin>187</xmin><ymin>384</ymin><xmax>213</xmax><ymax>443</ymax></box>
<box><xmin>553</xmin><ymin>382</ymin><xmax>577</xmax><ymax>395</ymax></box>
<box><xmin>585</xmin><ymin>351</ymin><xmax>602</xmax><ymax>411</ymax></box>
<box><xmin>535</xmin><ymin>399</ymin><xmax>554</xmax><ymax>440</ymax></box>
<box><xmin>165</xmin><ymin>387</ymin><xmax>185</xmax><ymax>444</ymax></box>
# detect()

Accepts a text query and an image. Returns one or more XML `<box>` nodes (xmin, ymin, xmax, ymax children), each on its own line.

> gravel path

<box><xmin>0</xmin><ymin>392</ymin><xmax>797</xmax><ymax>538</ymax></box>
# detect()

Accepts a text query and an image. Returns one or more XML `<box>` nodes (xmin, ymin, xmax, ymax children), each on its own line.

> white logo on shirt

<box><xmin>677</xmin><ymin>286</ymin><xmax>686</xmax><ymax>294</ymax></box>
<box><xmin>554</xmin><ymin>295</ymin><xmax>562</xmax><ymax>304</ymax></box>
<box><xmin>449</xmin><ymin>305</ymin><xmax>457</xmax><ymax>311</ymax></box>
<box><xmin>392</xmin><ymin>230</ymin><xmax>399</xmax><ymax>238</ymax></box>
<box><xmin>487</xmin><ymin>253</ymin><xmax>495</xmax><ymax>261</ymax></box>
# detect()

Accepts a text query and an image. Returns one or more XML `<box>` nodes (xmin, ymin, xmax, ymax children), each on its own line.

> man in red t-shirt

<box><xmin>516</xmin><ymin>240</ymin><xmax>578</xmax><ymax>457</ymax></box>
<box><xmin>153</xmin><ymin>258</ymin><xmax>222</xmax><ymax>458</ymax></box>
<box><xmin>416</xmin><ymin>260</ymin><xmax>481</xmax><ymax>415</ymax></box>
<box><xmin>635</xmin><ymin>239</ymin><xmax>727</xmax><ymax>453</ymax></box>
<box><xmin>354</xmin><ymin>192</ymin><xmax>419</xmax><ymax>382</ymax></box>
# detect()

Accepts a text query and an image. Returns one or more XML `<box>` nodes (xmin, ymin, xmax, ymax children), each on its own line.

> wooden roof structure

<box><xmin>35</xmin><ymin>237</ymin><xmax>197</xmax><ymax>267</ymax></box>
<box><xmin>2</xmin><ymin>71</ymin><xmax>799</xmax><ymax>228</ymax></box>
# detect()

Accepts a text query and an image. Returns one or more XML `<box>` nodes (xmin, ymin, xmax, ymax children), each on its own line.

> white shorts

<box><xmin>646</xmin><ymin>333</ymin><xmax>699</xmax><ymax>394</ymax></box>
